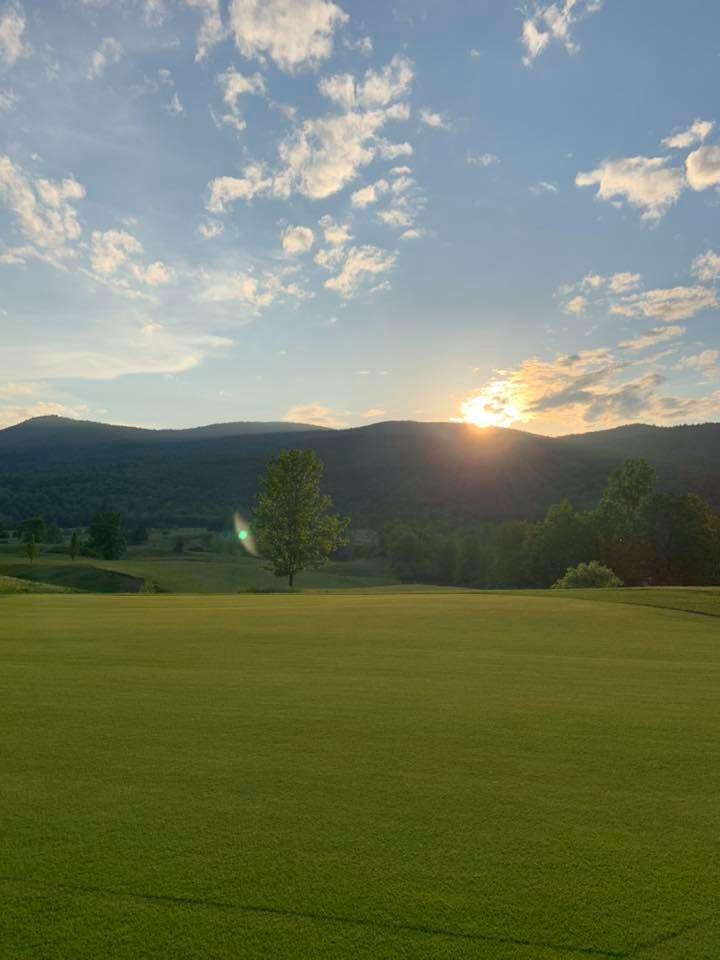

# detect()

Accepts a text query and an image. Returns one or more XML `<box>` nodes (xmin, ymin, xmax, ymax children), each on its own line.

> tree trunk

<box><xmin>288</xmin><ymin>572</ymin><xmax>294</xmax><ymax>587</ymax></box>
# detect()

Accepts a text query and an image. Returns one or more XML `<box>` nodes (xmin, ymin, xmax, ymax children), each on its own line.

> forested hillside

<box><xmin>1</xmin><ymin>416</ymin><xmax>719</xmax><ymax>527</ymax></box>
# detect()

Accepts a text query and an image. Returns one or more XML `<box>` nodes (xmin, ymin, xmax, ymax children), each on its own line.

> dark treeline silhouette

<box><xmin>382</xmin><ymin>459</ymin><xmax>720</xmax><ymax>588</ymax></box>
<box><xmin>3</xmin><ymin>417</ymin><xmax>720</xmax><ymax>530</ymax></box>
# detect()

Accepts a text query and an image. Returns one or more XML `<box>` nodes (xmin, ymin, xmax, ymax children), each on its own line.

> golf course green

<box><xmin>2</xmin><ymin>592</ymin><xmax>719</xmax><ymax>958</ymax></box>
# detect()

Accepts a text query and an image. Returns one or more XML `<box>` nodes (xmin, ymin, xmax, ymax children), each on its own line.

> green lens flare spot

<box><xmin>238</xmin><ymin>530</ymin><xmax>248</xmax><ymax>541</ymax></box>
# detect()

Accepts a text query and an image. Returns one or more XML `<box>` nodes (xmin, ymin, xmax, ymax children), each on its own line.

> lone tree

<box><xmin>25</xmin><ymin>535</ymin><xmax>39</xmax><ymax>565</ymax></box>
<box><xmin>69</xmin><ymin>531</ymin><xmax>81</xmax><ymax>560</ymax></box>
<box><xmin>87</xmin><ymin>511</ymin><xmax>126</xmax><ymax>560</ymax></box>
<box><xmin>253</xmin><ymin>450</ymin><xmax>349</xmax><ymax>587</ymax></box>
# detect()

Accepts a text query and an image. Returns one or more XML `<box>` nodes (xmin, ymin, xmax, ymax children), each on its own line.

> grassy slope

<box><xmin>0</xmin><ymin>548</ymin><xmax>398</xmax><ymax>593</ymax></box>
<box><xmin>2</xmin><ymin>593</ymin><xmax>719</xmax><ymax>959</ymax></box>
<box><xmin>0</xmin><ymin>574</ymin><xmax>71</xmax><ymax>594</ymax></box>
<box><xmin>498</xmin><ymin>587</ymin><xmax>720</xmax><ymax>618</ymax></box>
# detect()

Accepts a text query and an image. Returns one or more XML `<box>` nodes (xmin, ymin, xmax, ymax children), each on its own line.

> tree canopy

<box><xmin>253</xmin><ymin>450</ymin><xmax>349</xmax><ymax>586</ymax></box>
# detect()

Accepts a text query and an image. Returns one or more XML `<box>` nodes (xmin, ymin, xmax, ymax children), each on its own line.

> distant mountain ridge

<box><xmin>0</xmin><ymin>415</ymin><xmax>330</xmax><ymax>450</ymax></box>
<box><xmin>1</xmin><ymin>416</ymin><xmax>719</xmax><ymax>527</ymax></box>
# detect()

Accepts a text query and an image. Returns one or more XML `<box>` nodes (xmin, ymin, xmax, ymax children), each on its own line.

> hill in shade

<box><xmin>0</xmin><ymin>416</ymin><xmax>718</xmax><ymax>527</ymax></box>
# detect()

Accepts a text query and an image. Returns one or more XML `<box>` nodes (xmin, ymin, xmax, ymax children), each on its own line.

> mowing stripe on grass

<box><xmin>0</xmin><ymin>876</ymin><xmax>625</xmax><ymax>958</ymax></box>
<box><xmin>629</xmin><ymin>914</ymin><xmax>717</xmax><ymax>956</ymax></box>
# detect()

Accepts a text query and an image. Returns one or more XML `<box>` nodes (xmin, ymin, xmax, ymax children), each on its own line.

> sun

<box><xmin>460</xmin><ymin>383</ymin><xmax>521</xmax><ymax>429</ymax></box>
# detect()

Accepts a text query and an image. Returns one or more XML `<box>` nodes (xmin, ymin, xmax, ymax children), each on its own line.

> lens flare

<box><xmin>233</xmin><ymin>512</ymin><xmax>258</xmax><ymax>557</ymax></box>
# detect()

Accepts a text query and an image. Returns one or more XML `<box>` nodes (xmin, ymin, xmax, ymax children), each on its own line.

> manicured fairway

<box><xmin>1</xmin><ymin>594</ymin><xmax>719</xmax><ymax>959</ymax></box>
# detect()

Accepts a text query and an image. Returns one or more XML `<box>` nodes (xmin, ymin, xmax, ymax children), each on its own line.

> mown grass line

<box><xmin>0</xmin><ymin>875</ymin><xmax>626</xmax><ymax>959</ymax></box>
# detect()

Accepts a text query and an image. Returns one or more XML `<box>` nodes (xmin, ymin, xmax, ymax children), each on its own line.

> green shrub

<box><xmin>552</xmin><ymin>561</ymin><xmax>623</xmax><ymax>589</ymax></box>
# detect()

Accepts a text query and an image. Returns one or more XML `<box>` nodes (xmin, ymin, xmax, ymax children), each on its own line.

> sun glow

<box><xmin>460</xmin><ymin>382</ymin><xmax>522</xmax><ymax>429</ymax></box>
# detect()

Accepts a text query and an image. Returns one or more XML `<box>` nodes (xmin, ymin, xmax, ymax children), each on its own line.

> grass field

<box><xmin>0</xmin><ymin>551</ymin><xmax>398</xmax><ymax>593</ymax></box>
<box><xmin>0</xmin><ymin>574</ymin><xmax>72</xmax><ymax>594</ymax></box>
<box><xmin>1</xmin><ymin>591</ymin><xmax>719</xmax><ymax>958</ymax></box>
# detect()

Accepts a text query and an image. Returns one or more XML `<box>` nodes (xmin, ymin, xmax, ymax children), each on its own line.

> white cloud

<box><xmin>618</xmin><ymin>325</ymin><xmax>685</xmax><ymax>351</ymax></box>
<box><xmin>466</xmin><ymin>152</ymin><xmax>498</xmax><ymax>167</ymax></box>
<box><xmin>377</xmin><ymin>207</ymin><xmax>412</xmax><ymax>228</ymax></box>
<box><xmin>0</xmin><ymin>155</ymin><xmax>85</xmax><ymax>264</ymax></box>
<box><xmin>345</xmin><ymin>35</ymin><xmax>372</xmax><ymax>56</ymax></box>
<box><xmin>530</xmin><ymin>180</ymin><xmax>558</xmax><ymax>194</ymax></box>
<box><xmin>208</xmin><ymin>58</ymin><xmax>413</xmax><ymax>209</ymax></box>
<box><xmin>0</xmin><ymin>305</ymin><xmax>232</xmax><ymax>383</ymax></box>
<box><xmin>88</xmin><ymin>229</ymin><xmax>173</xmax><ymax>294</ymax></box>
<box><xmin>166</xmin><ymin>91</ymin><xmax>183</xmax><ymax>115</ymax></box>
<box><xmin>561</xmin><ymin>271</ymin><xmax>641</xmax><ymax>298</ymax></box>
<box><xmin>0</xmin><ymin>3</ymin><xmax>30</xmax><ymax>67</ymax></box>
<box><xmin>229</xmin><ymin>0</ymin><xmax>348</xmax><ymax>73</ymax></box>
<box><xmin>674</xmin><ymin>349</ymin><xmax>720</xmax><ymax>378</ymax></box>
<box><xmin>130</xmin><ymin>260</ymin><xmax>173</xmax><ymax>285</ymax></box>
<box><xmin>214</xmin><ymin>67</ymin><xmax>264</xmax><ymax>130</ymax></box>
<box><xmin>319</xmin><ymin>53</ymin><xmax>413</xmax><ymax>110</ymax></box>
<box><xmin>0</xmin><ymin>87</ymin><xmax>16</xmax><ymax>110</ymax></box>
<box><xmin>575</xmin><ymin>156</ymin><xmax>686</xmax><ymax>220</ymax></box>
<box><xmin>610</xmin><ymin>285</ymin><xmax>718</xmax><ymax>322</ymax></box>
<box><xmin>521</xmin><ymin>0</ymin><xmax>602</xmax><ymax>66</ymax></box>
<box><xmin>376</xmin><ymin>139</ymin><xmax>413</xmax><ymax>160</ymax></box>
<box><xmin>608</xmin><ymin>271</ymin><xmax>642</xmax><ymax>293</ymax></box>
<box><xmin>283</xmin><ymin>402</ymin><xmax>346</xmax><ymax>427</ymax></box>
<box><xmin>563</xmin><ymin>295</ymin><xmax>586</xmax><ymax>315</ymax></box>
<box><xmin>206</xmin><ymin>164</ymin><xmax>274</xmax><ymax>211</ymax></box>
<box><xmin>207</xmin><ymin>55</ymin><xmax>415</xmax><ymax>204</ymax></box>
<box><xmin>318</xmin><ymin>214</ymin><xmax>350</xmax><ymax>247</ymax></box>
<box><xmin>0</xmin><ymin>399</ymin><xmax>89</xmax><ymax>429</ymax></box>
<box><xmin>281</xmin><ymin>224</ymin><xmax>314</xmax><ymax>255</ymax></box>
<box><xmin>278</xmin><ymin>109</ymin><xmax>388</xmax><ymax>199</ymax></box>
<box><xmin>419</xmin><ymin>108</ymin><xmax>450</xmax><ymax>130</ymax></box>
<box><xmin>197</xmin><ymin>218</ymin><xmax>224</xmax><ymax>239</ymax></box>
<box><xmin>685</xmin><ymin>145</ymin><xmax>720</xmax><ymax>191</ymax></box>
<box><xmin>142</xmin><ymin>0</ymin><xmax>167</xmax><ymax>26</ymax></box>
<box><xmin>359</xmin><ymin>408</ymin><xmax>386</xmax><ymax>418</ymax></box>
<box><xmin>468</xmin><ymin>342</ymin><xmax>720</xmax><ymax>434</ymax></box>
<box><xmin>373</xmin><ymin>171</ymin><xmax>424</xmax><ymax>234</ymax></box>
<box><xmin>661</xmin><ymin>119</ymin><xmax>714</xmax><ymax>150</ymax></box>
<box><xmin>324</xmin><ymin>244</ymin><xmax>396</xmax><ymax>298</ymax></box>
<box><xmin>351</xmin><ymin>178</ymin><xmax>388</xmax><ymax>207</ymax></box>
<box><xmin>692</xmin><ymin>249</ymin><xmax>720</xmax><ymax>283</ymax></box>
<box><xmin>400</xmin><ymin>227</ymin><xmax>425</xmax><ymax>240</ymax></box>
<box><xmin>89</xmin><ymin>229</ymin><xmax>142</xmax><ymax>276</ymax></box>
<box><xmin>87</xmin><ymin>37</ymin><xmax>123</xmax><ymax>80</ymax></box>
<box><xmin>314</xmin><ymin>215</ymin><xmax>350</xmax><ymax>269</ymax></box>
<box><xmin>198</xmin><ymin>266</ymin><xmax>311</xmax><ymax>310</ymax></box>
<box><xmin>184</xmin><ymin>0</ymin><xmax>226</xmax><ymax>61</ymax></box>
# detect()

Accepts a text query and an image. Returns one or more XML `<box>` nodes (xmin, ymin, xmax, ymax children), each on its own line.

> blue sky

<box><xmin>1</xmin><ymin>0</ymin><xmax>719</xmax><ymax>434</ymax></box>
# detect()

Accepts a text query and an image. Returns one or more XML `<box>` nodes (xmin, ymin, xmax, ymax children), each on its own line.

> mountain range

<box><xmin>1</xmin><ymin>415</ymin><xmax>719</xmax><ymax>528</ymax></box>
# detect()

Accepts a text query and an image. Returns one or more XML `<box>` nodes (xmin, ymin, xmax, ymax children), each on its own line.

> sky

<box><xmin>1</xmin><ymin>0</ymin><xmax>719</xmax><ymax>435</ymax></box>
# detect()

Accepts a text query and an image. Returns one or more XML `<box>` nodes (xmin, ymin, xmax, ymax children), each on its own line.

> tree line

<box><xmin>5</xmin><ymin>454</ymin><xmax>719</xmax><ymax>588</ymax></box>
<box><xmin>383</xmin><ymin>459</ymin><xmax>720</xmax><ymax>588</ymax></box>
